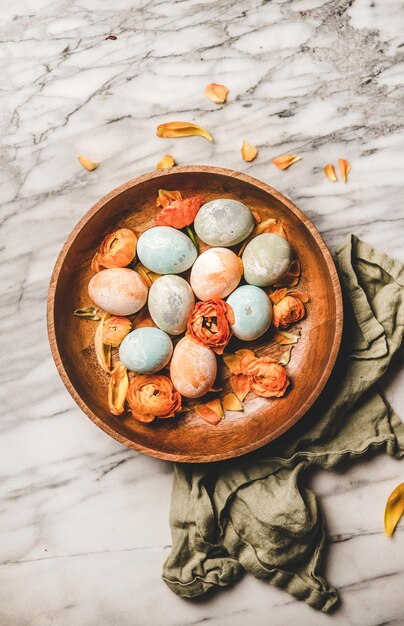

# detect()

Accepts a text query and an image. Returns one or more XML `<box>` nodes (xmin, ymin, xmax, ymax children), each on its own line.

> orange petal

<box><xmin>324</xmin><ymin>163</ymin><xmax>337</xmax><ymax>181</ymax></box>
<box><xmin>230</xmin><ymin>374</ymin><xmax>252</xmax><ymax>401</ymax></box>
<box><xmin>338</xmin><ymin>158</ymin><xmax>351</xmax><ymax>183</ymax></box>
<box><xmin>78</xmin><ymin>155</ymin><xmax>99</xmax><ymax>171</ymax></box>
<box><xmin>241</xmin><ymin>140</ymin><xmax>258</xmax><ymax>162</ymax></box>
<box><xmin>384</xmin><ymin>483</ymin><xmax>404</xmax><ymax>537</ymax></box>
<box><xmin>251</xmin><ymin>211</ymin><xmax>261</xmax><ymax>223</ymax></box>
<box><xmin>274</xmin><ymin>329</ymin><xmax>300</xmax><ymax>345</ymax></box>
<box><xmin>272</xmin><ymin>154</ymin><xmax>301</xmax><ymax>170</ymax></box>
<box><xmin>204</xmin><ymin>83</ymin><xmax>229</xmax><ymax>104</ymax></box>
<box><xmin>156</xmin><ymin>121</ymin><xmax>213</xmax><ymax>142</ymax></box>
<box><xmin>133</xmin><ymin>306</ymin><xmax>157</xmax><ymax>329</ymax></box>
<box><xmin>94</xmin><ymin>313</ymin><xmax>111</xmax><ymax>373</ymax></box>
<box><xmin>195</xmin><ymin>402</ymin><xmax>223</xmax><ymax>425</ymax></box>
<box><xmin>235</xmin><ymin>349</ymin><xmax>255</xmax><ymax>358</ymax></box>
<box><xmin>108</xmin><ymin>362</ymin><xmax>129</xmax><ymax>416</ymax></box>
<box><xmin>156</xmin><ymin>189</ymin><xmax>183</xmax><ymax>208</ymax></box>
<box><xmin>223</xmin><ymin>353</ymin><xmax>242</xmax><ymax>375</ymax></box>
<box><xmin>222</xmin><ymin>393</ymin><xmax>243</xmax><ymax>411</ymax></box>
<box><xmin>288</xmin><ymin>291</ymin><xmax>309</xmax><ymax>303</ymax></box>
<box><xmin>156</xmin><ymin>154</ymin><xmax>175</xmax><ymax>170</ymax></box>
<box><xmin>91</xmin><ymin>253</ymin><xmax>101</xmax><ymax>273</ymax></box>
<box><xmin>269</xmin><ymin>288</ymin><xmax>288</xmax><ymax>304</ymax></box>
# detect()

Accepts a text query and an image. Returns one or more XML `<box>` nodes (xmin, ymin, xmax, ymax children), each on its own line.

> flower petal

<box><xmin>288</xmin><ymin>291</ymin><xmax>309</xmax><ymax>303</ymax></box>
<box><xmin>108</xmin><ymin>362</ymin><xmax>129</xmax><ymax>415</ymax></box>
<box><xmin>230</xmin><ymin>374</ymin><xmax>252</xmax><ymax>401</ymax></box>
<box><xmin>251</xmin><ymin>211</ymin><xmax>261</xmax><ymax>223</ymax></box>
<box><xmin>324</xmin><ymin>163</ymin><xmax>337</xmax><ymax>181</ymax></box>
<box><xmin>269</xmin><ymin>288</ymin><xmax>288</xmax><ymax>304</ymax></box>
<box><xmin>204</xmin><ymin>83</ymin><xmax>229</xmax><ymax>104</ymax></box>
<box><xmin>278</xmin><ymin>349</ymin><xmax>292</xmax><ymax>366</ymax></box>
<box><xmin>272</xmin><ymin>154</ymin><xmax>301</xmax><ymax>170</ymax></box>
<box><xmin>73</xmin><ymin>306</ymin><xmax>100</xmax><ymax>320</ymax></box>
<box><xmin>78</xmin><ymin>155</ymin><xmax>99</xmax><ymax>171</ymax></box>
<box><xmin>222</xmin><ymin>393</ymin><xmax>243</xmax><ymax>411</ymax></box>
<box><xmin>156</xmin><ymin>121</ymin><xmax>213</xmax><ymax>142</ymax></box>
<box><xmin>156</xmin><ymin>189</ymin><xmax>183</xmax><ymax>208</ymax></box>
<box><xmin>241</xmin><ymin>140</ymin><xmax>258</xmax><ymax>162</ymax></box>
<box><xmin>223</xmin><ymin>353</ymin><xmax>242</xmax><ymax>375</ymax></box>
<box><xmin>274</xmin><ymin>329</ymin><xmax>300</xmax><ymax>345</ymax></box>
<box><xmin>95</xmin><ymin>313</ymin><xmax>111</xmax><ymax>373</ymax></box>
<box><xmin>156</xmin><ymin>154</ymin><xmax>175</xmax><ymax>170</ymax></box>
<box><xmin>155</xmin><ymin>196</ymin><xmax>203</xmax><ymax>228</ymax></box>
<box><xmin>338</xmin><ymin>158</ymin><xmax>351</xmax><ymax>183</ymax></box>
<box><xmin>384</xmin><ymin>483</ymin><xmax>404</xmax><ymax>537</ymax></box>
<box><xmin>195</xmin><ymin>401</ymin><xmax>223</xmax><ymax>425</ymax></box>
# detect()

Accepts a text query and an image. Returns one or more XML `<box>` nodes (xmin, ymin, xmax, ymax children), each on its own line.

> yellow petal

<box><xmin>95</xmin><ymin>312</ymin><xmax>111</xmax><ymax>373</ymax></box>
<box><xmin>156</xmin><ymin>189</ymin><xmax>183</xmax><ymax>207</ymax></box>
<box><xmin>384</xmin><ymin>483</ymin><xmax>404</xmax><ymax>537</ymax></box>
<box><xmin>241</xmin><ymin>140</ymin><xmax>258</xmax><ymax>162</ymax></box>
<box><xmin>272</xmin><ymin>154</ymin><xmax>301</xmax><ymax>170</ymax></box>
<box><xmin>156</xmin><ymin>121</ymin><xmax>213</xmax><ymax>142</ymax></box>
<box><xmin>278</xmin><ymin>349</ymin><xmax>292</xmax><ymax>366</ymax></box>
<box><xmin>223</xmin><ymin>353</ymin><xmax>242</xmax><ymax>375</ymax></box>
<box><xmin>195</xmin><ymin>400</ymin><xmax>223</xmax><ymax>425</ymax></box>
<box><xmin>338</xmin><ymin>158</ymin><xmax>351</xmax><ymax>183</ymax></box>
<box><xmin>156</xmin><ymin>154</ymin><xmax>175</xmax><ymax>170</ymax></box>
<box><xmin>78</xmin><ymin>155</ymin><xmax>99</xmax><ymax>171</ymax></box>
<box><xmin>204</xmin><ymin>83</ymin><xmax>229</xmax><ymax>104</ymax></box>
<box><xmin>108</xmin><ymin>362</ymin><xmax>129</xmax><ymax>416</ymax></box>
<box><xmin>269</xmin><ymin>288</ymin><xmax>288</xmax><ymax>304</ymax></box>
<box><xmin>222</xmin><ymin>393</ymin><xmax>243</xmax><ymax>411</ymax></box>
<box><xmin>324</xmin><ymin>163</ymin><xmax>337</xmax><ymax>181</ymax></box>
<box><xmin>274</xmin><ymin>329</ymin><xmax>300</xmax><ymax>345</ymax></box>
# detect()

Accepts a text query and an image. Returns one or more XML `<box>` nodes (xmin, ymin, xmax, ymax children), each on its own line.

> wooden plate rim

<box><xmin>47</xmin><ymin>165</ymin><xmax>343</xmax><ymax>463</ymax></box>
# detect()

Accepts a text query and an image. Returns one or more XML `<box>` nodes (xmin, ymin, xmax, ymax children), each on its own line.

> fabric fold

<box><xmin>163</xmin><ymin>235</ymin><xmax>404</xmax><ymax>612</ymax></box>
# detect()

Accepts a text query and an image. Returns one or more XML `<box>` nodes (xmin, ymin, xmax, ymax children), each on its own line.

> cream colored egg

<box><xmin>88</xmin><ymin>268</ymin><xmax>148</xmax><ymax>315</ymax></box>
<box><xmin>170</xmin><ymin>337</ymin><xmax>217</xmax><ymax>399</ymax></box>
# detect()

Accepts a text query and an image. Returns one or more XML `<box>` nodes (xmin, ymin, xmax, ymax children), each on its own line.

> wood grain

<box><xmin>47</xmin><ymin>166</ymin><xmax>343</xmax><ymax>463</ymax></box>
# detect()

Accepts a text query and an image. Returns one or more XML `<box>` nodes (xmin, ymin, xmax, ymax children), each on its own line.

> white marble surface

<box><xmin>1</xmin><ymin>0</ymin><xmax>404</xmax><ymax>624</ymax></box>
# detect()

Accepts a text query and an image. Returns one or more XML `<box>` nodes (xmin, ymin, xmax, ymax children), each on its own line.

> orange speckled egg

<box><xmin>88</xmin><ymin>268</ymin><xmax>148</xmax><ymax>315</ymax></box>
<box><xmin>190</xmin><ymin>247</ymin><xmax>243</xmax><ymax>301</ymax></box>
<box><xmin>170</xmin><ymin>337</ymin><xmax>217</xmax><ymax>399</ymax></box>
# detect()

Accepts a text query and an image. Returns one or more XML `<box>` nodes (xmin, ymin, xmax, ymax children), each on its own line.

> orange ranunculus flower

<box><xmin>91</xmin><ymin>228</ymin><xmax>137</xmax><ymax>272</ymax></box>
<box><xmin>102</xmin><ymin>316</ymin><xmax>132</xmax><ymax>347</ymax></box>
<box><xmin>272</xmin><ymin>292</ymin><xmax>307</xmax><ymax>329</ymax></box>
<box><xmin>241</xmin><ymin>356</ymin><xmax>289</xmax><ymax>398</ymax></box>
<box><xmin>186</xmin><ymin>299</ymin><xmax>235</xmax><ymax>355</ymax></box>
<box><xmin>126</xmin><ymin>374</ymin><xmax>182</xmax><ymax>423</ymax></box>
<box><xmin>155</xmin><ymin>196</ymin><xmax>203</xmax><ymax>229</ymax></box>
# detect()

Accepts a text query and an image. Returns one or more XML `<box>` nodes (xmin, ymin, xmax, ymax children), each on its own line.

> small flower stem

<box><xmin>186</xmin><ymin>225</ymin><xmax>199</xmax><ymax>252</ymax></box>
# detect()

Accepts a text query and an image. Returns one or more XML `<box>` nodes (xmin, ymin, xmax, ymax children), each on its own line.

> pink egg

<box><xmin>190</xmin><ymin>248</ymin><xmax>243</xmax><ymax>301</ymax></box>
<box><xmin>88</xmin><ymin>268</ymin><xmax>148</xmax><ymax>315</ymax></box>
<box><xmin>170</xmin><ymin>337</ymin><xmax>217</xmax><ymax>398</ymax></box>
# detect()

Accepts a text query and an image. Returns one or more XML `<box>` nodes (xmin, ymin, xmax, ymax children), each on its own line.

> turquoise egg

<box><xmin>242</xmin><ymin>233</ymin><xmax>293</xmax><ymax>286</ymax></box>
<box><xmin>194</xmin><ymin>198</ymin><xmax>255</xmax><ymax>247</ymax></box>
<box><xmin>119</xmin><ymin>327</ymin><xmax>173</xmax><ymax>373</ymax></box>
<box><xmin>137</xmin><ymin>226</ymin><xmax>197</xmax><ymax>274</ymax></box>
<box><xmin>148</xmin><ymin>275</ymin><xmax>195</xmax><ymax>335</ymax></box>
<box><xmin>227</xmin><ymin>285</ymin><xmax>272</xmax><ymax>341</ymax></box>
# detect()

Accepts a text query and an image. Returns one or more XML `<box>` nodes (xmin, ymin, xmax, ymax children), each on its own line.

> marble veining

<box><xmin>0</xmin><ymin>0</ymin><xmax>403</xmax><ymax>624</ymax></box>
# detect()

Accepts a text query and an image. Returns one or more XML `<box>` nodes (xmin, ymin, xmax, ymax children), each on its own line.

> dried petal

<box><xmin>103</xmin><ymin>316</ymin><xmax>132</xmax><ymax>346</ymax></box>
<box><xmin>274</xmin><ymin>259</ymin><xmax>301</xmax><ymax>288</ymax></box>
<box><xmin>251</xmin><ymin>211</ymin><xmax>261</xmax><ymax>223</ymax></box>
<box><xmin>241</xmin><ymin>140</ymin><xmax>258</xmax><ymax>162</ymax></box>
<box><xmin>78</xmin><ymin>155</ymin><xmax>99</xmax><ymax>171</ymax></box>
<box><xmin>222</xmin><ymin>393</ymin><xmax>243</xmax><ymax>411</ymax></box>
<box><xmin>278</xmin><ymin>349</ymin><xmax>292</xmax><ymax>366</ymax></box>
<box><xmin>106</xmin><ymin>34</ymin><xmax>117</xmax><ymax>40</ymax></box>
<box><xmin>272</xmin><ymin>154</ymin><xmax>301</xmax><ymax>170</ymax></box>
<box><xmin>156</xmin><ymin>154</ymin><xmax>176</xmax><ymax>170</ymax></box>
<box><xmin>324</xmin><ymin>163</ymin><xmax>337</xmax><ymax>181</ymax></box>
<box><xmin>133</xmin><ymin>306</ymin><xmax>157</xmax><ymax>329</ymax></box>
<box><xmin>195</xmin><ymin>399</ymin><xmax>223</xmax><ymax>425</ymax></box>
<box><xmin>134</xmin><ymin>262</ymin><xmax>160</xmax><ymax>288</ymax></box>
<box><xmin>338</xmin><ymin>158</ymin><xmax>351</xmax><ymax>183</ymax></box>
<box><xmin>204</xmin><ymin>83</ymin><xmax>229</xmax><ymax>104</ymax></box>
<box><xmin>384</xmin><ymin>483</ymin><xmax>404</xmax><ymax>537</ymax></box>
<box><xmin>235</xmin><ymin>349</ymin><xmax>255</xmax><ymax>358</ymax></box>
<box><xmin>73</xmin><ymin>306</ymin><xmax>100</xmax><ymax>321</ymax></box>
<box><xmin>274</xmin><ymin>329</ymin><xmax>300</xmax><ymax>345</ymax></box>
<box><xmin>223</xmin><ymin>353</ymin><xmax>242</xmax><ymax>375</ymax></box>
<box><xmin>230</xmin><ymin>374</ymin><xmax>252</xmax><ymax>401</ymax></box>
<box><xmin>269</xmin><ymin>288</ymin><xmax>288</xmax><ymax>304</ymax></box>
<box><xmin>156</xmin><ymin>121</ymin><xmax>213</xmax><ymax>142</ymax></box>
<box><xmin>156</xmin><ymin>189</ymin><xmax>183</xmax><ymax>208</ymax></box>
<box><xmin>95</xmin><ymin>313</ymin><xmax>111</xmax><ymax>373</ymax></box>
<box><xmin>156</xmin><ymin>196</ymin><xmax>203</xmax><ymax>229</ymax></box>
<box><xmin>108</xmin><ymin>362</ymin><xmax>129</xmax><ymax>416</ymax></box>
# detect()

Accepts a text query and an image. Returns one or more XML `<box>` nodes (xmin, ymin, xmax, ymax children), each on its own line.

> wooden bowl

<box><xmin>47</xmin><ymin>166</ymin><xmax>342</xmax><ymax>463</ymax></box>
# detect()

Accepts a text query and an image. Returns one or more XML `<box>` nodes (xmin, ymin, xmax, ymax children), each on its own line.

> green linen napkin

<box><xmin>162</xmin><ymin>235</ymin><xmax>404</xmax><ymax>612</ymax></box>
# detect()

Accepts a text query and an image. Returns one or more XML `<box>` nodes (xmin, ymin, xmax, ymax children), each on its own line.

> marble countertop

<box><xmin>1</xmin><ymin>0</ymin><xmax>403</xmax><ymax>624</ymax></box>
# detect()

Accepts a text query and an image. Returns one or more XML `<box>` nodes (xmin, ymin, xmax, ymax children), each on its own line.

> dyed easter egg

<box><xmin>190</xmin><ymin>248</ymin><xmax>243</xmax><ymax>301</ymax></box>
<box><xmin>194</xmin><ymin>198</ymin><xmax>255</xmax><ymax>247</ymax></box>
<box><xmin>88</xmin><ymin>268</ymin><xmax>148</xmax><ymax>315</ymax></box>
<box><xmin>227</xmin><ymin>285</ymin><xmax>272</xmax><ymax>341</ymax></box>
<box><xmin>242</xmin><ymin>233</ymin><xmax>293</xmax><ymax>287</ymax></box>
<box><xmin>119</xmin><ymin>327</ymin><xmax>173</xmax><ymax>374</ymax></box>
<box><xmin>170</xmin><ymin>337</ymin><xmax>217</xmax><ymax>398</ymax></box>
<box><xmin>137</xmin><ymin>226</ymin><xmax>197</xmax><ymax>274</ymax></box>
<box><xmin>148</xmin><ymin>275</ymin><xmax>195</xmax><ymax>335</ymax></box>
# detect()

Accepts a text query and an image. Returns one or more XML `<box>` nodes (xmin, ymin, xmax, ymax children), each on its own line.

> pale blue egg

<box><xmin>227</xmin><ymin>285</ymin><xmax>272</xmax><ymax>341</ymax></box>
<box><xmin>119</xmin><ymin>327</ymin><xmax>173</xmax><ymax>373</ymax></box>
<box><xmin>137</xmin><ymin>226</ymin><xmax>197</xmax><ymax>274</ymax></box>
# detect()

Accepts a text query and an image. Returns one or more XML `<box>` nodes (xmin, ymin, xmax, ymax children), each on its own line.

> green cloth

<box><xmin>162</xmin><ymin>235</ymin><xmax>404</xmax><ymax>612</ymax></box>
